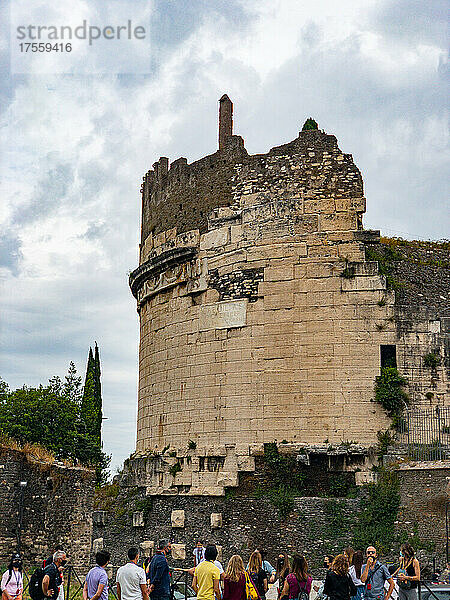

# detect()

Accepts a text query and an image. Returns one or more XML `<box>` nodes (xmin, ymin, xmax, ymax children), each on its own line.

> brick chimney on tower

<box><xmin>218</xmin><ymin>94</ymin><xmax>233</xmax><ymax>150</ymax></box>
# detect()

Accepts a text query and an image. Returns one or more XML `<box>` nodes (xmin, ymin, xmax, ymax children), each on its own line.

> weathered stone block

<box><xmin>92</xmin><ymin>510</ymin><xmax>107</xmax><ymax>527</ymax></box>
<box><xmin>140</xmin><ymin>540</ymin><xmax>154</xmax><ymax>557</ymax></box>
<box><xmin>171</xmin><ymin>544</ymin><xmax>186</xmax><ymax>560</ymax></box>
<box><xmin>171</xmin><ymin>509</ymin><xmax>185</xmax><ymax>528</ymax></box>
<box><xmin>199</xmin><ymin>300</ymin><xmax>247</xmax><ymax>331</ymax></box>
<box><xmin>210</xmin><ymin>513</ymin><xmax>222</xmax><ymax>529</ymax></box>
<box><xmin>133</xmin><ymin>511</ymin><xmax>145</xmax><ymax>527</ymax></box>
<box><xmin>92</xmin><ymin>538</ymin><xmax>103</xmax><ymax>554</ymax></box>
<box><xmin>200</xmin><ymin>227</ymin><xmax>230</xmax><ymax>251</ymax></box>
<box><xmin>355</xmin><ymin>471</ymin><xmax>378</xmax><ymax>485</ymax></box>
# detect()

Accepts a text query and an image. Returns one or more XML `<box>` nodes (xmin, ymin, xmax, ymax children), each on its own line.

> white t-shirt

<box><xmin>214</xmin><ymin>561</ymin><xmax>224</xmax><ymax>574</ymax></box>
<box><xmin>116</xmin><ymin>562</ymin><xmax>146</xmax><ymax>600</ymax></box>
<box><xmin>348</xmin><ymin>566</ymin><xmax>363</xmax><ymax>587</ymax></box>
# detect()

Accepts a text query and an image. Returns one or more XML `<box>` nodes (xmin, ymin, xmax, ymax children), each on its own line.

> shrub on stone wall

<box><xmin>353</xmin><ymin>470</ymin><xmax>400</xmax><ymax>553</ymax></box>
<box><xmin>374</xmin><ymin>367</ymin><xmax>409</xmax><ymax>420</ymax></box>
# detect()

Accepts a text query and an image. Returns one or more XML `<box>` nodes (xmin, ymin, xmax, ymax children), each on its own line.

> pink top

<box><xmin>1</xmin><ymin>570</ymin><xmax>23</xmax><ymax>598</ymax></box>
<box><xmin>286</xmin><ymin>574</ymin><xmax>312</xmax><ymax>599</ymax></box>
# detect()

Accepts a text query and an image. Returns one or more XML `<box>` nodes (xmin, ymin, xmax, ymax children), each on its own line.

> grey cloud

<box><xmin>82</xmin><ymin>222</ymin><xmax>106</xmax><ymax>240</ymax></box>
<box><xmin>13</xmin><ymin>160</ymin><xmax>74</xmax><ymax>225</ymax></box>
<box><xmin>369</xmin><ymin>0</ymin><xmax>449</xmax><ymax>48</ymax></box>
<box><xmin>0</xmin><ymin>231</ymin><xmax>22</xmax><ymax>276</ymax></box>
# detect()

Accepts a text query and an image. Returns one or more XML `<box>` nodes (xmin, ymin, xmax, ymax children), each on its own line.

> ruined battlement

<box><xmin>140</xmin><ymin>98</ymin><xmax>362</xmax><ymax>244</ymax></box>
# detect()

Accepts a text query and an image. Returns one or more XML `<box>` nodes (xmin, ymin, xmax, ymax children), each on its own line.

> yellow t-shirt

<box><xmin>194</xmin><ymin>561</ymin><xmax>220</xmax><ymax>600</ymax></box>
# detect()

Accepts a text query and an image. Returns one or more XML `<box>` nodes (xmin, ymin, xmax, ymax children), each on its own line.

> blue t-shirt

<box><xmin>86</xmin><ymin>566</ymin><xmax>108</xmax><ymax>600</ymax></box>
<box><xmin>362</xmin><ymin>562</ymin><xmax>391</xmax><ymax>599</ymax></box>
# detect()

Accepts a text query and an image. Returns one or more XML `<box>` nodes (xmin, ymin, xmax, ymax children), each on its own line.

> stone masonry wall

<box><xmin>93</xmin><ymin>490</ymin><xmax>361</xmax><ymax>573</ymax></box>
<box><xmin>131</xmin><ymin>124</ymin><xmax>449</xmax><ymax>497</ymax></box>
<box><xmin>395</xmin><ymin>462</ymin><xmax>450</xmax><ymax>559</ymax></box>
<box><xmin>0</xmin><ymin>447</ymin><xmax>95</xmax><ymax>568</ymax></box>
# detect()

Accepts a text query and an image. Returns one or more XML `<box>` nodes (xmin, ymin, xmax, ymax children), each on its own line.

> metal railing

<box><xmin>418</xmin><ymin>580</ymin><xmax>450</xmax><ymax>600</ymax></box>
<box><xmin>399</xmin><ymin>406</ymin><xmax>450</xmax><ymax>461</ymax></box>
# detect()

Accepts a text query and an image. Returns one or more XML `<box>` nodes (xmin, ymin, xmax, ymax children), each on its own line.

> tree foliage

<box><xmin>0</xmin><ymin>356</ymin><xmax>110</xmax><ymax>485</ymax></box>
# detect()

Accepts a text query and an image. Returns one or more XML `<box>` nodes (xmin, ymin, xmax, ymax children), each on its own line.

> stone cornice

<box><xmin>129</xmin><ymin>246</ymin><xmax>198</xmax><ymax>299</ymax></box>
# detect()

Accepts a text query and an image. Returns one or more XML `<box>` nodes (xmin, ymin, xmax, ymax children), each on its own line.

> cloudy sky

<box><xmin>1</xmin><ymin>0</ymin><xmax>448</xmax><ymax>474</ymax></box>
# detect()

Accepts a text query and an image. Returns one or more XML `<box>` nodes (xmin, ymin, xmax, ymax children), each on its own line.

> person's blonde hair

<box><xmin>332</xmin><ymin>554</ymin><xmax>349</xmax><ymax>577</ymax></box>
<box><xmin>248</xmin><ymin>551</ymin><xmax>262</xmax><ymax>573</ymax></box>
<box><xmin>225</xmin><ymin>555</ymin><xmax>245</xmax><ymax>582</ymax></box>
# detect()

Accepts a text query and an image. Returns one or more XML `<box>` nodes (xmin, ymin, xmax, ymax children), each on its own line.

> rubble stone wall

<box><xmin>0</xmin><ymin>447</ymin><xmax>95</xmax><ymax>569</ymax></box>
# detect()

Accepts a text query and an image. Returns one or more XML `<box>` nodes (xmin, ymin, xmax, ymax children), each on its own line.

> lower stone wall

<box><xmin>93</xmin><ymin>491</ymin><xmax>363</xmax><ymax>574</ymax></box>
<box><xmin>395</xmin><ymin>462</ymin><xmax>450</xmax><ymax>559</ymax></box>
<box><xmin>0</xmin><ymin>446</ymin><xmax>95</xmax><ymax>569</ymax></box>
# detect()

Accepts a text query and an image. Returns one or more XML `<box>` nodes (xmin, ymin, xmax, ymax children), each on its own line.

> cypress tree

<box><xmin>80</xmin><ymin>347</ymin><xmax>95</xmax><ymax>438</ymax></box>
<box><xmin>93</xmin><ymin>342</ymin><xmax>102</xmax><ymax>444</ymax></box>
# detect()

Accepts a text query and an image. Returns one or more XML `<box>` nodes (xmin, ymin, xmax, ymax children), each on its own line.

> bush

<box><xmin>423</xmin><ymin>352</ymin><xmax>440</xmax><ymax>369</ymax></box>
<box><xmin>302</xmin><ymin>118</ymin><xmax>318</xmax><ymax>131</ymax></box>
<box><xmin>353</xmin><ymin>470</ymin><xmax>400</xmax><ymax>553</ymax></box>
<box><xmin>374</xmin><ymin>367</ymin><xmax>409</xmax><ymax>418</ymax></box>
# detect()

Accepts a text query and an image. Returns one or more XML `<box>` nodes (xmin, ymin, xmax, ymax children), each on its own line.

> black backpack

<box><xmin>29</xmin><ymin>567</ymin><xmax>45</xmax><ymax>600</ymax></box>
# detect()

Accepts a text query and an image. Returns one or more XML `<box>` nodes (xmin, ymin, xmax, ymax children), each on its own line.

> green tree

<box><xmin>0</xmin><ymin>360</ymin><xmax>110</xmax><ymax>485</ymax></box>
<box><xmin>93</xmin><ymin>342</ymin><xmax>103</xmax><ymax>442</ymax></box>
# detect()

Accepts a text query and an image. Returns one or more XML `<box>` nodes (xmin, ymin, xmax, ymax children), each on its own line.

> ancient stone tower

<box><xmin>129</xmin><ymin>96</ymin><xmax>449</xmax><ymax>495</ymax></box>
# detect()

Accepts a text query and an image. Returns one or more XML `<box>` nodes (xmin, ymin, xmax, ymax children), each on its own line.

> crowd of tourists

<box><xmin>2</xmin><ymin>541</ymin><xmax>449</xmax><ymax>600</ymax></box>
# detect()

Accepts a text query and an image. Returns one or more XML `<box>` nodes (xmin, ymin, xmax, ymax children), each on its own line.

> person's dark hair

<box><xmin>158</xmin><ymin>539</ymin><xmax>170</xmax><ymax>551</ymax></box>
<box><xmin>96</xmin><ymin>550</ymin><xmax>111</xmax><ymax>567</ymax></box>
<box><xmin>54</xmin><ymin>546</ymin><xmax>63</xmax><ymax>552</ymax></box>
<box><xmin>352</xmin><ymin>551</ymin><xmax>363</xmax><ymax>579</ymax></box>
<box><xmin>128</xmin><ymin>547</ymin><xmax>139</xmax><ymax>561</ymax></box>
<box><xmin>6</xmin><ymin>553</ymin><xmax>23</xmax><ymax>582</ymax></box>
<box><xmin>257</xmin><ymin>549</ymin><xmax>267</xmax><ymax>561</ymax></box>
<box><xmin>205</xmin><ymin>545</ymin><xmax>218</xmax><ymax>561</ymax></box>
<box><xmin>401</xmin><ymin>543</ymin><xmax>415</xmax><ymax>560</ymax></box>
<box><xmin>292</xmin><ymin>555</ymin><xmax>308</xmax><ymax>582</ymax></box>
<box><xmin>276</xmin><ymin>554</ymin><xmax>290</xmax><ymax>578</ymax></box>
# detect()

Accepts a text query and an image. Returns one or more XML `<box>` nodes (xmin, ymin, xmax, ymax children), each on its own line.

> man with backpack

<box><xmin>42</xmin><ymin>550</ymin><xmax>67</xmax><ymax>599</ymax></box>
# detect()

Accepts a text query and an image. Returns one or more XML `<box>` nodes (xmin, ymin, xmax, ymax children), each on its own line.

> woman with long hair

<box><xmin>223</xmin><ymin>555</ymin><xmax>246</xmax><ymax>600</ymax></box>
<box><xmin>348</xmin><ymin>551</ymin><xmax>364</xmax><ymax>600</ymax></box>
<box><xmin>343</xmin><ymin>549</ymin><xmax>355</xmax><ymax>565</ymax></box>
<box><xmin>281</xmin><ymin>555</ymin><xmax>312</xmax><ymax>600</ymax></box>
<box><xmin>1</xmin><ymin>554</ymin><xmax>23</xmax><ymax>600</ymax></box>
<box><xmin>395</xmin><ymin>543</ymin><xmax>420</xmax><ymax>600</ymax></box>
<box><xmin>323</xmin><ymin>554</ymin><xmax>356</xmax><ymax>600</ymax></box>
<box><xmin>248</xmin><ymin>551</ymin><xmax>268</xmax><ymax>600</ymax></box>
<box><xmin>276</xmin><ymin>554</ymin><xmax>290</xmax><ymax>599</ymax></box>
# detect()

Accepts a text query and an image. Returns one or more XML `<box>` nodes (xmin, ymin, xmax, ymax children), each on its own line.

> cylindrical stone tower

<box><xmin>129</xmin><ymin>97</ymin><xmax>398</xmax><ymax>494</ymax></box>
